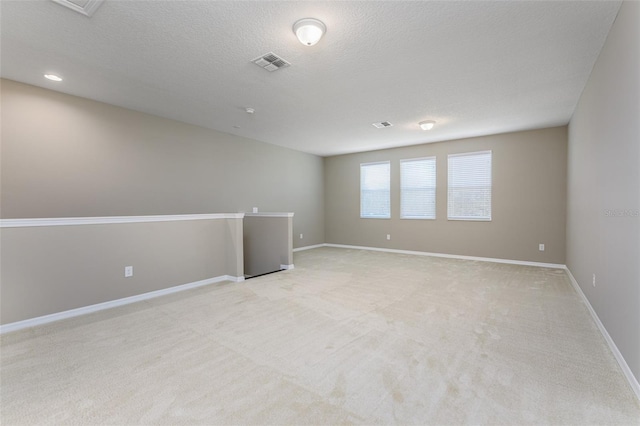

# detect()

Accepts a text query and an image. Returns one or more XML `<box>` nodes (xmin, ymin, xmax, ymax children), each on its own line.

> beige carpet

<box><xmin>1</xmin><ymin>247</ymin><xmax>638</xmax><ymax>425</ymax></box>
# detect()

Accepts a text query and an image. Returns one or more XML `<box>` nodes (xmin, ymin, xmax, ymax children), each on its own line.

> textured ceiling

<box><xmin>0</xmin><ymin>1</ymin><xmax>621</xmax><ymax>156</ymax></box>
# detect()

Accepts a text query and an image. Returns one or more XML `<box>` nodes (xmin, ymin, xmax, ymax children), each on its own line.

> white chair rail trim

<box><xmin>244</xmin><ymin>212</ymin><xmax>294</xmax><ymax>217</ymax></box>
<box><xmin>0</xmin><ymin>213</ymin><xmax>245</xmax><ymax>228</ymax></box>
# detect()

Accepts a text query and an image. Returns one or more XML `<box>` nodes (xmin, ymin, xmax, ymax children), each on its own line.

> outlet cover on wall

<box><xmin>124</xmin><ymin>266</ymin><xmax>133</xmax><ymax>278</ymax></box>
<box><xmin>539</xmin><ymin>243</ymin><xmax>545</xmax><ymax>251</ymax></box>
<box><xmin>300</xmin><ymin>233</ymin><xmax>303</xmax><ymax>239</ymax></box>
<box><xmin>386</xmin><ymin>234</ymin><xmax>391</xmax><ymax>240</ymax></box>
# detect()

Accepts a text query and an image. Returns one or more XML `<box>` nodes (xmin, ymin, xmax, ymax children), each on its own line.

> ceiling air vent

<box><xmin>251</xmin><ymin>52</ymin><xmax>291</xmax><ymax>72</ymax></box>
<box><xmin>372</xmin><ymin>121</ymin><xmax>393</xmax><ymax>128</ymax></box>
<box><xmin>51</xmin><ymin>0</ymin><xmax>104</xmax><ymax>17</ymax></box>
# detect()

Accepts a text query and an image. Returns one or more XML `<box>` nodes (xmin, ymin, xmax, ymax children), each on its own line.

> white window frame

<box><xmin>360</xmin><ymin>161</ymin><xmax>391</xmax><ymax>219</ymax></box>
<box><xmin>447</xmin><ymin>150</ymin><xmax>492</xmax><ymax>221</ymax></box>
<box><xmin>400</xmin><ymin>156</ymin><xmax>436</xmax><ymax>220</ymax></box>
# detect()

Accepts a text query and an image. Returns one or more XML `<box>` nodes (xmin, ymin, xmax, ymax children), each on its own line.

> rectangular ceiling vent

<box><xmin>51</xmin><ymin>0</ymin><xmax>105</xmax><ymax>17</ymax></box>
<box><xmin>372</xmin><ymin>121</ymin><xmax>393</xmax><ymax>128</ymax></box>
<box><xmin>251</xmin><ymin>52</ymin><xmax>291</xmax><ymax>72</ymax></box>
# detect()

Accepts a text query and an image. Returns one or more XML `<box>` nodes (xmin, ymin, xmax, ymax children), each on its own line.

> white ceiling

<box><xmin>1</xmin><ymin>0</ymin><xmax>621</xmax><ymax>156</ymax></box>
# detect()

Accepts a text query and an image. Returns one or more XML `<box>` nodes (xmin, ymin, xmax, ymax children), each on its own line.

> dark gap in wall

<box><xmin>244</xmin><ymin>269</ymin><xmax>284</xmax><ymax>280</ymax></box>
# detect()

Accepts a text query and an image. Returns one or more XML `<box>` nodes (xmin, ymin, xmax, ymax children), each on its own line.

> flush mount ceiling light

<box><xmin>293</xmin><ymin>18</ymin><xmax>326</xmax><ymax>46</ymax></box>
<box><xmin>44</xmin><ymin>74</ymin><xmax>63</xmax><ymax>82</ymax></box>
<box><xmin>419</xmin><ymin>120</ymin><xmax>436</xmax><ymax>130</ymax></box>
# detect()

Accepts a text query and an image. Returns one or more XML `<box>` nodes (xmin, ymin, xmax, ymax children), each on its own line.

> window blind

<box><xmin>360</xmin><ymin>161</ymin><xmax>390</xmax><ymax>218</ymax></box>
<box><xmin>400</xmin><ymin>157</ymin><xmax>436</xmax><ymax>219</ymax></box>
<box><xmin>447</xmin><ymin>151</ymin><xmax>492</xmax><ymax>220</ymax></box>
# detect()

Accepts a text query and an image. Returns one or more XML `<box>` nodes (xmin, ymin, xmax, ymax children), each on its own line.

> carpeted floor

<box><xmin>1</xmin><ymin>247</ymin><xmax>638</xmax><ymax>425</ymax></box>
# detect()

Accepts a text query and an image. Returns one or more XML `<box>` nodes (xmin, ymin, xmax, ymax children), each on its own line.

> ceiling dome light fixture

<box><xmin>419</xmin><ymin>120</ymin><xmax>436</xmax><ymax>130</ymax></box>
<box><xmin>44</xmin><ymin>74</ymin><xmax>63</xmax><ymax>82</ymax></box>
<box><xmin>293</xmin><ymin>18</ymin><xmax>326</xmax><ymax>46</ymax></box>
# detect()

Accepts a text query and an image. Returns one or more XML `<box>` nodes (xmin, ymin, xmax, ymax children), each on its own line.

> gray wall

<box><xmin>325</xmin><ymin>127</ymin><xmax>567</xmax><ymax>264</ymax></box>
<box><xmin>0</xmin><ymin>79</ymin><xmax>325</xmax><ymax>248</ymax></box>
<box><xmin>244</xmin><ymin>215</ymin><xmax>293</xmax><ymax>277</ymax></box>
<box><xmin>567</xmin><ymin>1</ymin><xmax>639</xmax><ymax>381</ymax></box>
<box><xmin>1</xmin><ymin>217</ymin><xmax>244</xmax><ymax>324</ymax></box>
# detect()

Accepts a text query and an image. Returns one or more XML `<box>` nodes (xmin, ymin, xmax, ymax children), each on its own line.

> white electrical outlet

<box><xmin>539</xmin><ymin>244</ymin><xmax>545</xmax><ymax>251</ymax></box>
<box><xmin>592</xmin><ymin>274</ymin><xmax>596</xmax><ymax>287</ymax></box>
<box><xmin>386</xmin><ymin>234</ymin><xmax>391</xmax><ymax>240</ymax></box>
<box><xmin>300</xmin><ymin>233</ymin><xmax>303</xmax><ymax>239</ymax></box>
<box><xmin>252</xmin><ymin>207</ymin><xmax>258</xmax><ymax>213</ymax></box>
<box><xmin>125</xmin><ymin>266</ymin><xmax>133</xmax><ymax>278</ymax></box>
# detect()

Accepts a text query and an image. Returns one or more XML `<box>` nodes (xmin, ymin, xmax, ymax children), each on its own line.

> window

<box><xmin>360</xmin><ymin>161</ymin><xmax>390</xmax><ymax>218</ymax></box>
<box><xmin>400</xmin><ymin>157</ymin><xmax>436</xmax><ymax>219</ymax></box>
<box><xmin>448</xmin><ymin>151</ymin><xmax>492</xmax><ymax>220</ymax></box>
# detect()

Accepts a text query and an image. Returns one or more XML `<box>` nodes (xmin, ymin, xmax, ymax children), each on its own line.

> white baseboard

<box><xmin>0</xmin><ymin>275</ymin><xmax>241</xmax><ymax>334</ymax></box>
<box><xmin>323</xmin><ymin>243</ymin><xmax>566</xmax><ymax>269</ymax></box>
<box><xmin>280</xmin><ymin>264</ymin><xmax>295</xmax><ymax>270</ymax></box>
<box><xmin>565</xmin><ymin>268</ymin><xmax>640</xmax><ymax>401</ymax></box>
<box><xmin>293</xmin><ymin>244</ymin><xmax>325</xmax><ymax>252</ymax></box>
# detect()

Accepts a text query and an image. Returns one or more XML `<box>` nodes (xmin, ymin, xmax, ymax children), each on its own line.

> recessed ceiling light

<box><xmin>419</xmin><ymin>120</ymin><xmax>436</xmax><ymax>130</ymax></box>
<box><xmin>245</xmin><ymin>107</ymin><xmax>255</xmax><ymax>114</ymax></box>
<box><xmin>44</xmin><ymin>74</ymin><xmax>63</xmax><ymax>82</ymax></box>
